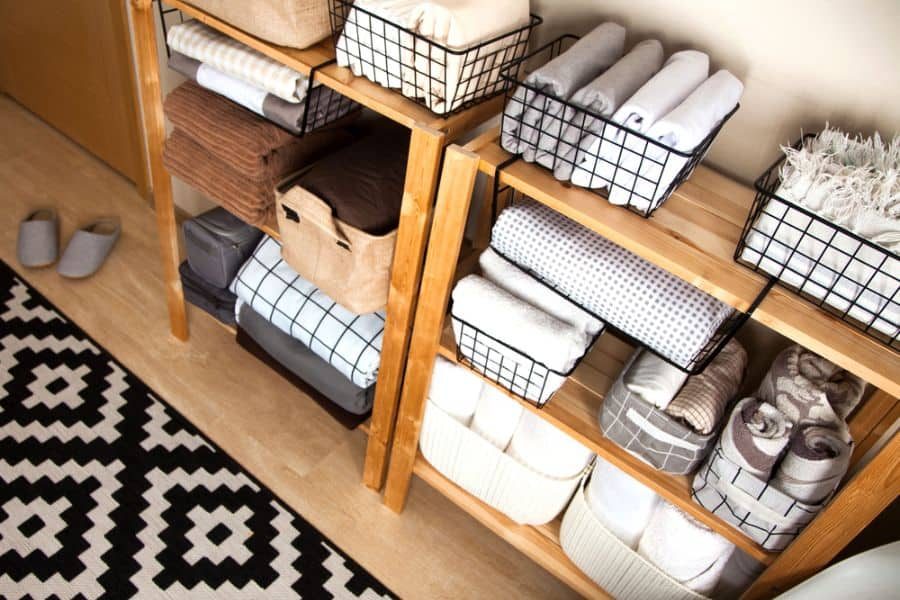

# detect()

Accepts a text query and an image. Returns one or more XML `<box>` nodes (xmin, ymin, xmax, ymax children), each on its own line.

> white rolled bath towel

<box><xmin>507</xmin><ymin>411</ymin><xmax>595</xmax><ymax>479</ymax></box>
<box><xmin>586</xmin><ymin>456</ymin><xmax>661</xmax><ymax>549</ymax></box>
<box><xmin>715</xmin><ymin>549</ymin><xmax>765</xmax><ymax>599</ymax></box>
<box><xmin>478</xmin><ymin>248</ymin><xmax>605</xmax><ymax>336</ymax></box>
<box><xmin>429</xmin><ymin>356</ymin><xmax>483</xmax><ymax>426</ymax></box>
<box><xmin>622</xmin><ymin>349</ymin><xmax>689</xmax><ymax>410</ymax></box>
<box><xmin>469</xmin><ymin>384</ymin><xmax>524</xmax><ymax>450</ymax></box>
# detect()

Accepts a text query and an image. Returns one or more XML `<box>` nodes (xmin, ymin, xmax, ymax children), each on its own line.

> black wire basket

<box><xmin>735</xmin><ymin>135</ymin><xmax>900</xmax><ymax>350</ymax></box>
<box><xmin>329</xmin><ymin>0</ymin><xmax>541</xmax><ymax>116</ymax></box>
<box><xmin>499</xmin><ymin>36</ymin><xmax>738</xmax><ymax>218</ymax></box>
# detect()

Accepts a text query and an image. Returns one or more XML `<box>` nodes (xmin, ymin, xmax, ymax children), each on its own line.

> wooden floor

<box><xmin>0</xmin><ymin>94</ymin><xmax>577</xmax><ymax>599</ymax></box>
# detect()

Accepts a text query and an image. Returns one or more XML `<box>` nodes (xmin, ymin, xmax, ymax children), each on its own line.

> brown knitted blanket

<box><xmin>163</xmin><ymin>81</ymin><xmax>352</xmax><ymax>182</ymax></box>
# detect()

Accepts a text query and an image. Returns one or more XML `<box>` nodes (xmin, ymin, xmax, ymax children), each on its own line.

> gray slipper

<box><xmin>17</xmin><ymin>208</ymin><xmax>59</xmax><ymax>268</ymax></box>
<box><xmin>57</xmin><ymin>218</ymin><xmax>121</xmax><ymax>279</ymax></box>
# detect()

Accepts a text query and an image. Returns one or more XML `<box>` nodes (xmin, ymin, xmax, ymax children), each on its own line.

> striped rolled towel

<box><xmin>771</xmin><ymin>425</ymin><xmax>852</xmax><ymax>504</ymax></box>
<box><xmin>719</xmin><ymin>397</ymin><xmax>793</xmax><ymax>480</ymax></box>
<box><xmin>665</xmin><ymin>338</ymin><xmax>748</xmax><ymax>435</ymax></box>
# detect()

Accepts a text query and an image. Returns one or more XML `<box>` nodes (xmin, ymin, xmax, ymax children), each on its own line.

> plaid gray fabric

<box><xmin>600</xmin><ymin>376</ymin><xmax>715</xmax><ymax>475</ymax></box>
<box><xmin>230</xmin><ymin>236</ymin><xmax>384</xmax><ymax>387</ymax></box>
<box><xmin>691</xmin><ymin>443</ymin><xmax>825</xmax><ymax>551</ymax></box>
<box><xmin>168</xmin><ymin>20</ymin><xmax>308</xmax><ymax>103</ymax></box>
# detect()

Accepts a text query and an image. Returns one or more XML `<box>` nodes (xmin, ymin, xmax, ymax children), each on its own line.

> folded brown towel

<box><xmin>163</xmin><ymin>128</ymin><xmax>273</xmax><ymax>225</ymax></box>
<box><xmin>163</xmin><ymin>81</ymin><xmax>352</xmax><ymax>182</ymax></box>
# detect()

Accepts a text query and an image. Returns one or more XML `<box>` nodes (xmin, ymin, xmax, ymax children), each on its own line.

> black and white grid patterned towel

<box><xmin>490</xmin><ymin>199</ymin><xmax>734</xmax><ymax>368</ymax></box>
<box><xmin>230</xmin><ymin>236</ymin><xmax>384</xmax><ymax>387</ymax></box>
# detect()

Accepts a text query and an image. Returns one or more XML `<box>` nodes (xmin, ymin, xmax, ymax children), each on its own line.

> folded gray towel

<box><xmin>771</xmin><ymin>425</ymin><xmax>851</xmax><ymax>504</ymax></box>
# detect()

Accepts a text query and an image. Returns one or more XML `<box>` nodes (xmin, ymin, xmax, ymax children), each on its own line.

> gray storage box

<box><xmin>183</xmin><ymin>207</ymin><xmax>263</xmax><ymax>289</ymax></box>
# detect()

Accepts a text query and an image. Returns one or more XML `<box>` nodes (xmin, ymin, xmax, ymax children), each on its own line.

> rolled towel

<box><xmin>478</xmin><ymin>248</ymin><xmax>604</xmax><ymax>336</ymax></box>
<box><xmin>758</xmin><ymin>344</ymin><xmax>866</xmax><ymax>431</ymax></box>
<box><xmin>429</xmin><ymin>356</ymin><xmax>483</xmax><ymax>426</ymax></box>
<box><xmin>501</xmin><ymin>22</ymin><xmax>626</xmax><ymax>155</ymax></box>
<box><xmin>638</xmin><ymin>502</ymin><xmax>735</xmax><ymax>596</ymax></box>
<box><xmin>470</xmin><ymin>384</ymin><xmax>524</xmax><ymax>450</ymax></box>
<box><xmin>507</xmin><ymin>411</ymin><xmax>594</xmax><ymax>479</ymax></box>
<box><xmin>665</xmin><ymin>338</ymin><xmax>747</xmax><ymax>435</ymax></box>
<box><xmin>586</xmin><ymin>456</ymin><xmax>660</xmax><ymax>549</ymax></box>
<box><xmin>719</xmin><ymin>397</ymin><xmax>793</xmax><ymax>480</ymax></box>
<box><xmin>552</xmin><ymin>40</ymin><xmax>665</xmax><ymax>180</ymax></box>
<box><xmin>771</xmin><ymin>425</ymin><xmax>852</xmax><ymax>504</ymax></box>
<box><xmin>622</xmin><ymin>349</ymin><xmax>689</xmax><ymax>410</ymax></box>
<box><xmin>715</xmin><ymin>549</ymin><xmax>765</xmax><ymax>600</ymax></box>
<box><xmin>451</xmin><ymin>275</ymin><xmax>591</xmax><ymax>374</ymax></box>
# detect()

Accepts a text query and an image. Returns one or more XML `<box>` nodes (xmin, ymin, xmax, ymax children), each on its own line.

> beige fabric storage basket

<box><xmin>277</xmin><ymin>185</ymin><xmax>396</xmax><ymax>314</ymax></box>
<box><xmin>419</xmin><ymin>399</ymin><xmax>584</xmax><ymax>525</ymax></box>
<box><xmin>189</xmin><ymin>0</ymin><xmax>331</xmax><ymax>49</ymax></box>
<box><xmin>560</xmin><ymin>476</ymin><xmax>709</xmax><ymax>600</ymax></box>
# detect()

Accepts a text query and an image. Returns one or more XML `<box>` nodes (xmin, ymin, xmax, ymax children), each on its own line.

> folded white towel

<box><xmin>771</xmin><ymin>425</ymin><xmax>852</xmax><ymax>504</ymax></box>
<box><xmin>638</xmin><ymin>502</ymin><xmax>735</xmax><ymax>595</ymax></box>
<box><xmin>478</xmin><ymin>248</ymin><xmax>605</xmax><ymax>336</ymax></box>
<box><xmin>429</xmin><ymin>356</ymin><xmax>483</xmax><ymax>426</ymax></box>
<box><xmin>469</xmin><ymin>384</ymin><xmax>524</xmax><ymax>450</ymax></box>
<box><xmin>451</xmin><ymin>275</ymin><xmax>591</xmax><ymax>374</ymax></box>
<box><xmin>586</xmin><ymin>456</ymin><xmax>660</xmax><ymax>549</ymax></box>
<box><xmin>506</xmin><ymin>411</ymin><xmax>594</xmax><ymax>479</ymax></box>
<box><xmin>622</xmin><ymin>349</ymin><xmax>689</xmax><ymax>410</ymax></box>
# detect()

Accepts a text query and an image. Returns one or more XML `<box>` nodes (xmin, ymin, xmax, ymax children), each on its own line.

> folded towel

<box><xmin>665</xmin><ymin>338</ymin><xmax>747</xmax><ymax>435</ymax></box>
<box><xmin>621</xmin><ymin>349</ymin><xmax>689</xmax><ymax>410</ymax></box>
<box><xmin>638</xmin><ymin>502</ymin><xmax>735</xmax><ymax>595</ymax></box>
<box><xmin>451</xmin><ymin>275</ymin><xmax>591</xmax><ymax>373</ymax></box>
<box><xmin>586</xmin><ymin>456</ymin><xmax>660</xmax><ymax>549</ymax></box>
<box><xmin>719</xmin><ymin>397</ymin><xmax>793</xmax><ymax>480</ymax></box>
<box><xmin>771</xmin><ymin>425</ymin><xmax>852</xmax><ymax>504</ymax></box>
<box><xmin>469</xmin><ymin>384</ymin><xmax>524</xmax><ymax>450</ymax></box>
<box><xmin>478</xmin><ymin>248</ymin><xmax>604</xmax><ymax>336</ymax></box>
<box><xmin>715</xmin><ymin>550</ymin><xmax>765</xmax><ymax>600</ymax></box>
<box><xmin>168</xmin><ymin>20</ymin><xmax>308</xmax><ymax>103</ymax></box>
<box><xmin>429</xmin><ymin>356</ymin><xmax>483</xmax><ymax>426</ymax></box>
<box><xmin>501</xmin><ymin>22</ymin><xmax>626</xmax><ymax>155</ymax></box>
<box><xmin>552</xmin><ymin>40</ymin><xmax>665</xmax><ymax>180</ymax></box>
<box><xmin>506</xmin><ymin>411</ymin><xmax>594</xmax><ymax>479</ymax></box>
<box><xmin>757</xmin><ymin>344</ymin><xmax>865</xmax><ymax>434</ymax></box>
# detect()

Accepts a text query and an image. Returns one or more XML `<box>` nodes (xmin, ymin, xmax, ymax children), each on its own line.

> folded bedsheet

<box><xmin>230</xmin><ymin>236</ymin><xmax>385</xmax><ymax>387</ymax></box>
<box><xmin>490</xmin><ymin>199</ymin><xmax>734</xmax><ymax>368</ymax></box>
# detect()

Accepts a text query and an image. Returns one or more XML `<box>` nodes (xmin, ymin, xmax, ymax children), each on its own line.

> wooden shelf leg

<box><xmin>382</xmin><ymin>145</ymin><xmax>480</xmax><ymax>512</ymax></box>
<box><xmin>742</xmin><ymin>430</ymin><xmax>900</xmax><ymax>599</ymax></box>
<box><xmin>362</xmin><ymin>125</ymin><xmax>446</xmax><ymax>491</ymax></box>
<box><xmin>130</xmin><ymin>0</ymin><xmax>188</xmax><ymax>341</ymax></box>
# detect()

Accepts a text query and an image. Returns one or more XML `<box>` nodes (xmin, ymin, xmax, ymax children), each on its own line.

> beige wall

<box><xmin>532</xmin><ymin>0</ymin><xmax>900</xmax><ymax>184</ymax></box>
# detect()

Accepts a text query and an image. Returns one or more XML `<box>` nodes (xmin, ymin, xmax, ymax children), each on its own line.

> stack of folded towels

<box><xmin>162</xmin><ymin>80</ymin><xmax>352</xmax><ymax>226</ymax></box>
<box><xmin>335</xmin><ymin>0</ymin><xmax>531</xmax><ymax>113</ymax></box>
<box><xmin>502</xmin><ymin>22</ymin><xmax>743</xmax><ymax>213</ymax></box>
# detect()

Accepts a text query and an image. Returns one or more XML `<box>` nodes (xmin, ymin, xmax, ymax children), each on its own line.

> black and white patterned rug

<box><xmin>0</xmin><ymin>260</ymin><xmax>394</xmax><ymax>599</ymax></box>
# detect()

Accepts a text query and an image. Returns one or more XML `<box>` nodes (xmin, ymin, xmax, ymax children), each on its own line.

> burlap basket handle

<box><xmin>287</xmin><ymin>188</ymin><xmax>352</xmax><ymax>251</ymax></box>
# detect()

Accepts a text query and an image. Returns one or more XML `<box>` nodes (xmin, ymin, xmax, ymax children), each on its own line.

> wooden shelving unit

<box><xmin>383</xmin><ymin>132</ymin><xmax>899</xmax><ymax>599</ymax></box>
<box><xmin>129</xmin><ymin>0</ymin><xmax>503</xmax><ymax>493</ymax></box>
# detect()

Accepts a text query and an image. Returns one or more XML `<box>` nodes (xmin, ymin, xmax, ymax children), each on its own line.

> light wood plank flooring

<box><xmin>0</xmin><ymin>94</ymin><xmax>577</xmax><ymax>599</ymax></box>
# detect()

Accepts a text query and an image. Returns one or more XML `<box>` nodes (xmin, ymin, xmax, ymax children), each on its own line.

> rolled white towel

<box><xmin>470</xmin><ymin>384</ymin><xmax>524</xmax><ymax>450</ymax></box>
<box><xmin>714</xmin><ymin>549</ymin><xmax>765</xmax><ymax>599</ymax></box>
<box><xmin>429</xmin><ymin>356</ymin><xmax>483</xmax><ymax>426</ymax></box>
<box><xmin>451</xmin><ymin>274</ymin><xmax>591</xmax><ymax>373</ymax></box>
<box><xmin>507</xmin><ymin>411</ymin><xmax>595</xmax><ymax>479</ymax></box>
<box><xmin>478</xmin><ymin>248</ymin><xmax>604</xmax><ymax>336</ymax></box>
<box><xmin>622</xmin><ymin>349</ymin><xmax>689</xmax><ymax>410</ymax></box>
<box><xmin>638</xmin><ymin>501</ymin><xmax>735</xmax><ymax>596</ymax></box>
<box><xmin>771</xmin><ymin>425</ymin><xmax>852</xmax><ymax>504</ymax></box>
<box><xmin>586</xmin><ymin>456</ymin><xmax>660</xmax><ymax>549</ymax></box>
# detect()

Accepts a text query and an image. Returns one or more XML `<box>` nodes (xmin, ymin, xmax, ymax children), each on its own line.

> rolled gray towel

<box><xmin>720</xmin><ymin>397</ymin><xmax>793</xmax><ymax>480</ymax></box>
<box><xmin>551</xmin><ymin>40</ymin><xmax>664</xmax><ymax>180</ymax></box>
<box><xmin>501</xmin><ymin>22</ymin><xmax>625</xmax><ymax>156</ymax></box>
<box><xmin>771</xmin><ymin>425</ymin><xmax>851</xmax><ymax>504</ymax></box>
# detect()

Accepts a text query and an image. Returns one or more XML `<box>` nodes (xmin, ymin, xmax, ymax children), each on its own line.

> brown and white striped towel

<box><xmin>665</xmin><ymin>339</ymin><xmax>747</xmax><ymax>435</ymax></box>
<box><xmin>168</xmin><ymin>20</ymin><xmax>308</xmax><ymax>103</ymax></box>
<box><xmin>719</xmin><ymin>397</ymin><xmax>793</xmax><ymax>480</ymax></box>
<box><xmin>770</xmin><ymin>425</ymin><xmax>851</xmax><ymax>504</ymax></box>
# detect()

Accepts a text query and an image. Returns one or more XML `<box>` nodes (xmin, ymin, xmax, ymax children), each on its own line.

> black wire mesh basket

<box><xmin>735</xmin><ymin>135</ymin><xmax>900</xmax><ymax>350</ymax></box>
<box><xmin>499</xmin><ymin>36</ymin><xmax>738</xmax><ymax>218</ymax></box>
<box><xmin>329</xmin><ymin>0</ymin><xmax>541</xmax><ymax>116</ymax></box>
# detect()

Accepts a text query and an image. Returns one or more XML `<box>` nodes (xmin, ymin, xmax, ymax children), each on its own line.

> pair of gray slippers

<box><xmin>17</xmin><ymin>209</ymin><xmax>121</xmax><ymax>278</ymax></box>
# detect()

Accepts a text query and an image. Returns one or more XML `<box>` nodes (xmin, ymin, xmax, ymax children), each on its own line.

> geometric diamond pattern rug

<box><xmin>0</xmin><ymin>261</ymin><xmax>394</xmax><ymax>599</ymax></box>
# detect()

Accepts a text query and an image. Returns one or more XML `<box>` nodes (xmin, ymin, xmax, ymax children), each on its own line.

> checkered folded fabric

<box><xmin>691</xmin><ymin>443</ymin><xmax>825</xmax><ymax>551</ymax></box>
<box><xmin>168</xmin><ymin>20</ymin><xmax>308</xmax><ymax>103</ymax></box>
<box><xmin>229</xmin><ymin>236</ymin><xmax>384</xmax><ymax>387</ymax></box>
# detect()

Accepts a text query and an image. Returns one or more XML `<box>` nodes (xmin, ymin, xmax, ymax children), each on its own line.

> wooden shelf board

<box><xmin>475</xmin><ymin>139</ymin><xmax>900</xmax><ymax>397</ymax></box>
<box><xmin>412</xmin><ymin>453</ymin><xmax>611</xmax><ymax>600</ymax></box>
<box><xmin>437</xmin><ymin>323</ymin><xmax>777</xmax><ymax>564</ymax></box>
